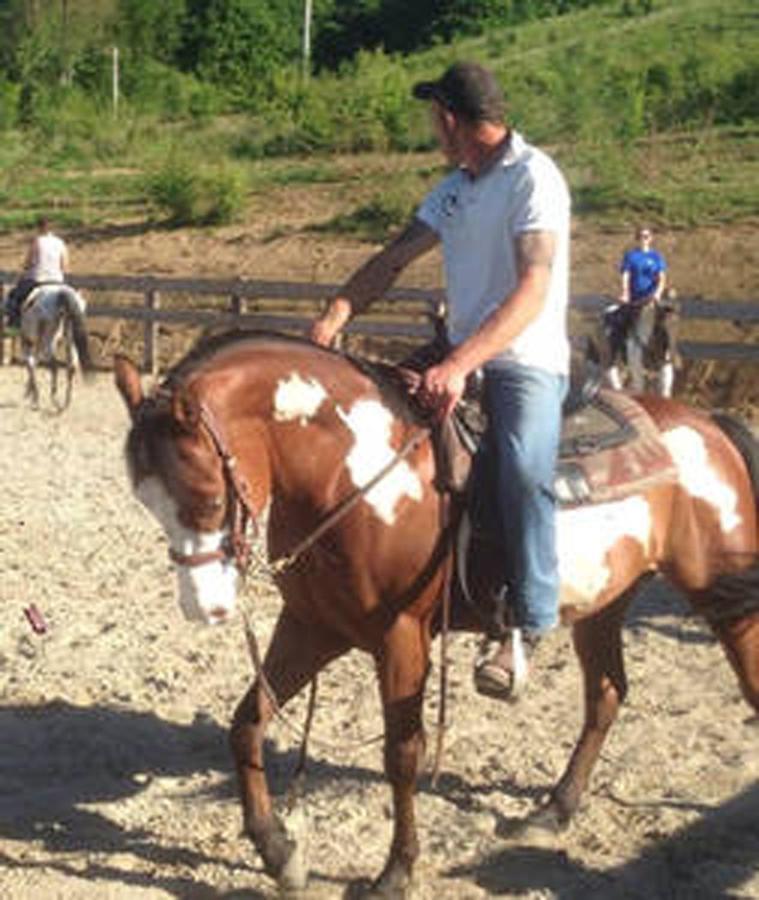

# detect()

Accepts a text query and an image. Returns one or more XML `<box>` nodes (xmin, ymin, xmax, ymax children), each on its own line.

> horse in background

<box><xmin>18</xmin><ymin>284</ymin><xmax>93</xmax><ymax>410</ymax></box>
<box><xmin>597</xmin><ymin>289</ymin><xmax>681</xmax><ymax>396</ymax></box>
<box><xmin>114</xmin><ymin>332</ymin><xmax>759</xmax><ymax>898</ymax></box>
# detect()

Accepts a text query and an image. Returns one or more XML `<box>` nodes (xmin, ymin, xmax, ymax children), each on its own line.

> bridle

<box><xmin>166</xmin><ymin>400</ymin><xmax>259</xmax><ymax>571</ymax></box>
<box><xmin>150</xmin><ymin>390</ymin><xmax>429</xmax><ymax>577</ymax></box>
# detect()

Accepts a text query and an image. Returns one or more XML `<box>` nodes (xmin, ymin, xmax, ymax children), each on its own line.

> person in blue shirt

<box><xmin>603</xmin><ymin>226</ymin><xmax>667</xmax><ymax>387</ymax></box>
<box><xmin>619</xmin><ymin>225</ymin><xmax>667</xmax><ymax>304</ymax></box>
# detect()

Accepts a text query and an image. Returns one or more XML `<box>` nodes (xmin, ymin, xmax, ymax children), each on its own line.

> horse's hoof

<box><xmin>276</xmin><ymin>804</ymin><xmax>310</xmax><ymax>894</ymax></box>
<box><xmin>497</xmin><ymin>800</ymin><xmax>569</xmax><ymax>846</ymax></box>
<box><xmin>364</xmin><ymin>863</ymin><xmax>415</xmax><ymax>899</ymax></box>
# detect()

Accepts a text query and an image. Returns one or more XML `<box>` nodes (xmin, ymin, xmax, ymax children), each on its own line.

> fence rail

<box><xmin>1</xmin><ymin>270</ymin><xmax>757</xmax><ymax>372</ymax></box>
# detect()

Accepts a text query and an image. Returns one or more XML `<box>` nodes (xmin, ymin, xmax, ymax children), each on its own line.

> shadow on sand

<box><xmin>0</xmin><ymin>699</ymin><xmax>389</xmax><ymax>898</ymax></box>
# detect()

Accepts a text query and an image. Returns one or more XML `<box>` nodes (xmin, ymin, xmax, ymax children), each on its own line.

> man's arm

<box><xmin>311</xmin><ymin>217</ymin><xmax>438</xmax><ymax>346</ymax></box>
<box><xmin>422</xmin><ymin>229</ymin><xmax>556</xmax><ymax>417</ymax></box>
<box><xmin>60</xmin><ymin>243</ymin><xmax>69</xmax><ymax>275</ymax></box>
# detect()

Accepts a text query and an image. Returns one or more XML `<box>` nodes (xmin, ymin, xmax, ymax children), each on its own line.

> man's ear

<box><xmin>113</xmin><ymin>354</ymin><xmax>144</xmax><ymax>420</ymax></box>
<box><xmin>171</xmin><ymin>384</ymin><xmax>202</xmax><ymax>433</ymax></box>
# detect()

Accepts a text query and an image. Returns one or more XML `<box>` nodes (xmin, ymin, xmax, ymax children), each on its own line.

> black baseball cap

<box><xmin>412</xmin><ymin>62</ymin><xmax>505</xmax><ymax>123</ymax></box>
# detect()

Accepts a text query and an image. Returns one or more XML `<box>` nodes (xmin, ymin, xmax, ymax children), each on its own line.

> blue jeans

<box><xmin>483</xmin><ymin>363</ymin><xmax>568</xmax><ymax>635</ymax></box>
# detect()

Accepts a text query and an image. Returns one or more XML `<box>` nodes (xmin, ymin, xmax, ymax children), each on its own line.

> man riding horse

<box><xmin>4</xmin><ymin>216</ymin><xmax>70</xmax><ymax>330</ymax></box>
<box><xmin>312</xmin><ymin>61</ymin><xmax>571</xmax><ymax>700</ymax></box>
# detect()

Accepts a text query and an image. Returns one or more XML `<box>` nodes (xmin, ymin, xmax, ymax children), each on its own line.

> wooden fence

<box><xmin>1</xmin><ymin>270</ymin><xmax>758</xmax><ymax>373</ymax></box>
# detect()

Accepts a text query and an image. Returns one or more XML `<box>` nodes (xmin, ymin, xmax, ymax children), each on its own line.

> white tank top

<box><xmin>29</xmin><ymin>233</ymin><xmax>66</xmax><ymax>282</ymax></box>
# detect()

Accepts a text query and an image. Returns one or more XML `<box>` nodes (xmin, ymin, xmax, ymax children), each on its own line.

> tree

<box><xmin>179</xmin><ymin>0</ymin><xmax>300</xmax><ymax>107</ymax></box>
<box><xmin>116</xmin><ymin>0</ymin><xmax>187</xmax><ymax>65</ymax></box>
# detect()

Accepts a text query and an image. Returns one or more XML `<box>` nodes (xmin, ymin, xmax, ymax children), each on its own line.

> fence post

<box><xmin>0</xmin><ymin>282</ymin><xmax>9</xmax><ymax>366</ymax></box>
<box><xmin>144</xmin><ymin>289</ymin><xmax>160</xmax><ymax>375</ymax></box>
<box><xmin>230</xmin><ymin>293</ymin><xmax>245</xmax><ymax>320</ymax></box>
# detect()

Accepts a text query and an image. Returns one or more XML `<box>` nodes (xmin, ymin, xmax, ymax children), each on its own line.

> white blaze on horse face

<box><xmin>661</xmin><ymin>426</ymin><xmax>741</xmax><ymax>533</ymax></box>
<box><xmin>337</xmin><ymin>399</ymin><xmax>423</xmax><ymax>525</ymax></box>
<box><xmin>273</xmin><ymin>372</ymin><xmax>327</xmax><ymax>425</ymax></box>
<box><xmin>135</xmin><ymin>476</ymin><xmax>238</xmax><ymax>625</ymax></box>
<box><xmin>557</xmin><ymin>496</ymin><xmax>652</xmax><ymax>608</ymax></box>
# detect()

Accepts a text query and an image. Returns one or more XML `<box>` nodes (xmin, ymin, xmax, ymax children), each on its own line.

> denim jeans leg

<box><xmin>484</xmin><ymin>363</ymin><xmax>567</xmax><ymax>635</ymax></box>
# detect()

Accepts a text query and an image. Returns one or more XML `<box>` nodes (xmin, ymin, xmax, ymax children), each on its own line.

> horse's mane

<box><xmin>163</xmin><ymin>328</ymin><xmax>427</xmax><ymax>425</ymax></box>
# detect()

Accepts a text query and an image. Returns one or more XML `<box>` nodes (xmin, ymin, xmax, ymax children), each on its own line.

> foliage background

<box><xmin>0</xmin><ymin>0</ymin><xmax>756</xmax><ymax>229</ymax></box>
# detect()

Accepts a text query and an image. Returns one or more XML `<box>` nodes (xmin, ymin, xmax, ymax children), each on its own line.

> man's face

<box><xmin>429</xmin><ymin>101</ymin><xmax>462</xmax><ymax>165</ymax></box>
<box><xmin>637</xmin><ymin>229</ymin><xmax>653</xmax><ymax>248</ymax></box>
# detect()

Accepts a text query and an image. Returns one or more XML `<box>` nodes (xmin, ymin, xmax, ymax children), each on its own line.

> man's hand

<box><xmin>420</xmin><ymin>359</ymin><xmax>467</xmax><ymax>421</ymax></box>
<box><xmin>310</xmin><ymin>298</ymin><xmax>352</xmax><ymax>347</ymax></box>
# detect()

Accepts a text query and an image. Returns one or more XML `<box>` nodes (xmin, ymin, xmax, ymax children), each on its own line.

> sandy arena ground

<box><xmin>1</xmin><ymin>192</ymin><xmax>759</xmax><ymax>897</ymax></box>
<box><xmin>1</xmin><ymin>366</ymin><xmax>758</xmax><ymax>900</ymax></box>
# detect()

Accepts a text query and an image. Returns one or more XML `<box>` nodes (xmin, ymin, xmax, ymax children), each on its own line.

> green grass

<box><xmin>0</xmin><ymin>0</ymin><xmax>757</xmax><ymax>235</ymax></box>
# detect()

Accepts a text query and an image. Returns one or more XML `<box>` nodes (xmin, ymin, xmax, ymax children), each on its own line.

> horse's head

<box><xmin>114</xmin><ymin>355</ymin><xmax>241</xmax><ymax>625</ymax></box>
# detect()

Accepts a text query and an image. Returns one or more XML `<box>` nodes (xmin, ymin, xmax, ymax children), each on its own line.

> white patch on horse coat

<box><xmin>661</xmin><ymin>426</ymin><xmax>741</xmax><ymax>533</ymax></box>
<box><xmin>273</xmin><ymin>373</ymin><xmax>327</xmax><ymax>425</ymax></box>
<box><xmin>135</xmin><ymin>476</ymin><xmax>238</xmax><ymax>625</ymax></box>
<box><xmin>337</xmin><ymin>399</ymin><xmax>423</xmax><ymax>525</ymax></box>
<box><xmin>557</xmin><ymin>496</ymin><xmax>652</xmax><ymax>608</ymax></box>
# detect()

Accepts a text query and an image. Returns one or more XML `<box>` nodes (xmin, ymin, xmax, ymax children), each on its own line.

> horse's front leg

<box><xmin>230</xmin><ymin>607</ymin><xmax>348</xmax><ymax>893</ymax></box>
<box><xmin>49</xmin><ymin>355</ymin><xmax>60</xmax><ymax>408</ymax></box>
<box><xmin>369</xmin><ymin>614</ymin><xmax>430</xmax><ymax>899</ymax></box>
<box><xmin>539</xmin><ymin>592</ymin><xmax>633</xmax><ymax>829</ymax></box>
<box><xmin>658</xmin><ymin>360</ymin><xmax>675</xmax><ymax>397</ymax></box>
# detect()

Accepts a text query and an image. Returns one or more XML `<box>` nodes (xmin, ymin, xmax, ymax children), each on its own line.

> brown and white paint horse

<box><xmin>114</xmin><ymin>332</ymin><xmax>759</xmax><ymax>898</ymax></box>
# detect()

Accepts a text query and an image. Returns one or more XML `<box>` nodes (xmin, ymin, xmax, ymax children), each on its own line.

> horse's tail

<box><xmin>58</xmin><ymin>289</ymin><xmax>93</xmax><ymax>375</ymax></box>
<box><xmin>711</xmin><ymin>412</ymin><xmax>759</xmax><ymax>511</ymax></box>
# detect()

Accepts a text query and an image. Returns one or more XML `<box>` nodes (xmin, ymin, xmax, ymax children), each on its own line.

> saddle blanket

<box><xmin>554</xmin><ymin>389</ymin><xmax>677</xmax><ymax>506</ymax></box>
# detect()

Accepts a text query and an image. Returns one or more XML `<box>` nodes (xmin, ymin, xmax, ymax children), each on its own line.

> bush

<box><xmin>147</xmin><ymin>158</ymin><xmax>247</xmax><ymax>226</ymax></box>
<box><xmin>0</xmin><ymin>79</ymin><xmax>19</xmax><ymax>131</ymax></box>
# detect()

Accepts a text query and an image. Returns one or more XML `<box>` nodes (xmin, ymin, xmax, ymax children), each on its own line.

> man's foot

<box><xmin>473</xmin><ymin>628</ymin><xmax>542</xmax><ymax>701</ymax></box>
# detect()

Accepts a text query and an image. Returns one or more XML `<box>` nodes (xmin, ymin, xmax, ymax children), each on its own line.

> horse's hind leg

<box><xmin>23</xmin><ymin>349</ymin><xmax>39</xmax><ymax>408</ymax></box>
<box><xmin>539</xmin><ymin>591</ymin><xmax>634</xmax><ymax>829</ymax></box>
<box><xmin>49</xmin><ymin>356</ymin><xmax>60</xmax><ymax>409</ymax></box>
<box><xmin>369</xmin><ymin>613</ymin><xmax>430</xmax><ymax>899</ymax></box>
<box><xmin>230</xmin><ymin>607</ymin><xmax>349</xmax><ymax>892</ymax></box>
<box><xmin>710</xmin><ymin>612</ymin><xmax>759</xmax><ymax>717</ymax></box>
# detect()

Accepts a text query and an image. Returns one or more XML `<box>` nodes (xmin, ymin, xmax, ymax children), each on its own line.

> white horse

<box><xmin>599</xmin><ymin>291</ymin><xmax>680</xmax><ymax>397</ymax></box>
<box><xmin>19</xmin><ymin>284</ymin><xmax>93</xmax><ymax>410</ymax></box>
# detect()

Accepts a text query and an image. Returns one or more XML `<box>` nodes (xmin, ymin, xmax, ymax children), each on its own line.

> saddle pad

<box><xmin>555</xmin><ymin>390</ymin><xmax>676</xmax><ymax>507</ymax></box>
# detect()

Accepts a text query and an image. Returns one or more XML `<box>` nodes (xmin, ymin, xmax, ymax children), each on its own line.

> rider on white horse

<box><xmin>4</xmin><ymin>216</ymin><xmax>69</xmax><ymax>329</ymax></box>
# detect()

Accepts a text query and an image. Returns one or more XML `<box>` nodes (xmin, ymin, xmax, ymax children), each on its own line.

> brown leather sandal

<box><xmin>473</xmin><ymin>628</ymin><xmax>540</xmax><ymax>701</ymax></box>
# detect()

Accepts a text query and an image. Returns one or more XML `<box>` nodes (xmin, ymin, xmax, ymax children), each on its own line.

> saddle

<box><xmin>432</xmin><ymin>379</ymin><xmax>677</xmax><ymax>634</ymax></box>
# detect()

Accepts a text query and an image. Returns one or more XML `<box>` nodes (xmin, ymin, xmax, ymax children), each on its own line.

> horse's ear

<box><xmin>171</xmin><ymin>384</ymin><xmax>202</xmax><ymax>433</ymax></box>
<box><xmin>113</xmin><ymin>354</ymin><xmax>144</xmax><ymax>419</ymax></box>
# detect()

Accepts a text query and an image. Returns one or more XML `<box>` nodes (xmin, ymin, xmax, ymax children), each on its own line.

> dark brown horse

<box><xmin>114</xmin><ymin>331</ymin><xmax>759</xmax><ymax>898</ymax></box>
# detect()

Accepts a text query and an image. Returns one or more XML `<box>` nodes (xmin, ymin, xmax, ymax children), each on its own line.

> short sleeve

<box><xmin>511</xmin><ymin>156</ymin><xmax>569</xmax><ymax>237</ymax></box>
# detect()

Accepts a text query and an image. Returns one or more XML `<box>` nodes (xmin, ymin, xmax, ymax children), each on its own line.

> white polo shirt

<box><xmin>416</xmin><ymin>131</ymin><xmax>571</xmax><ymax>375</ymax></box>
